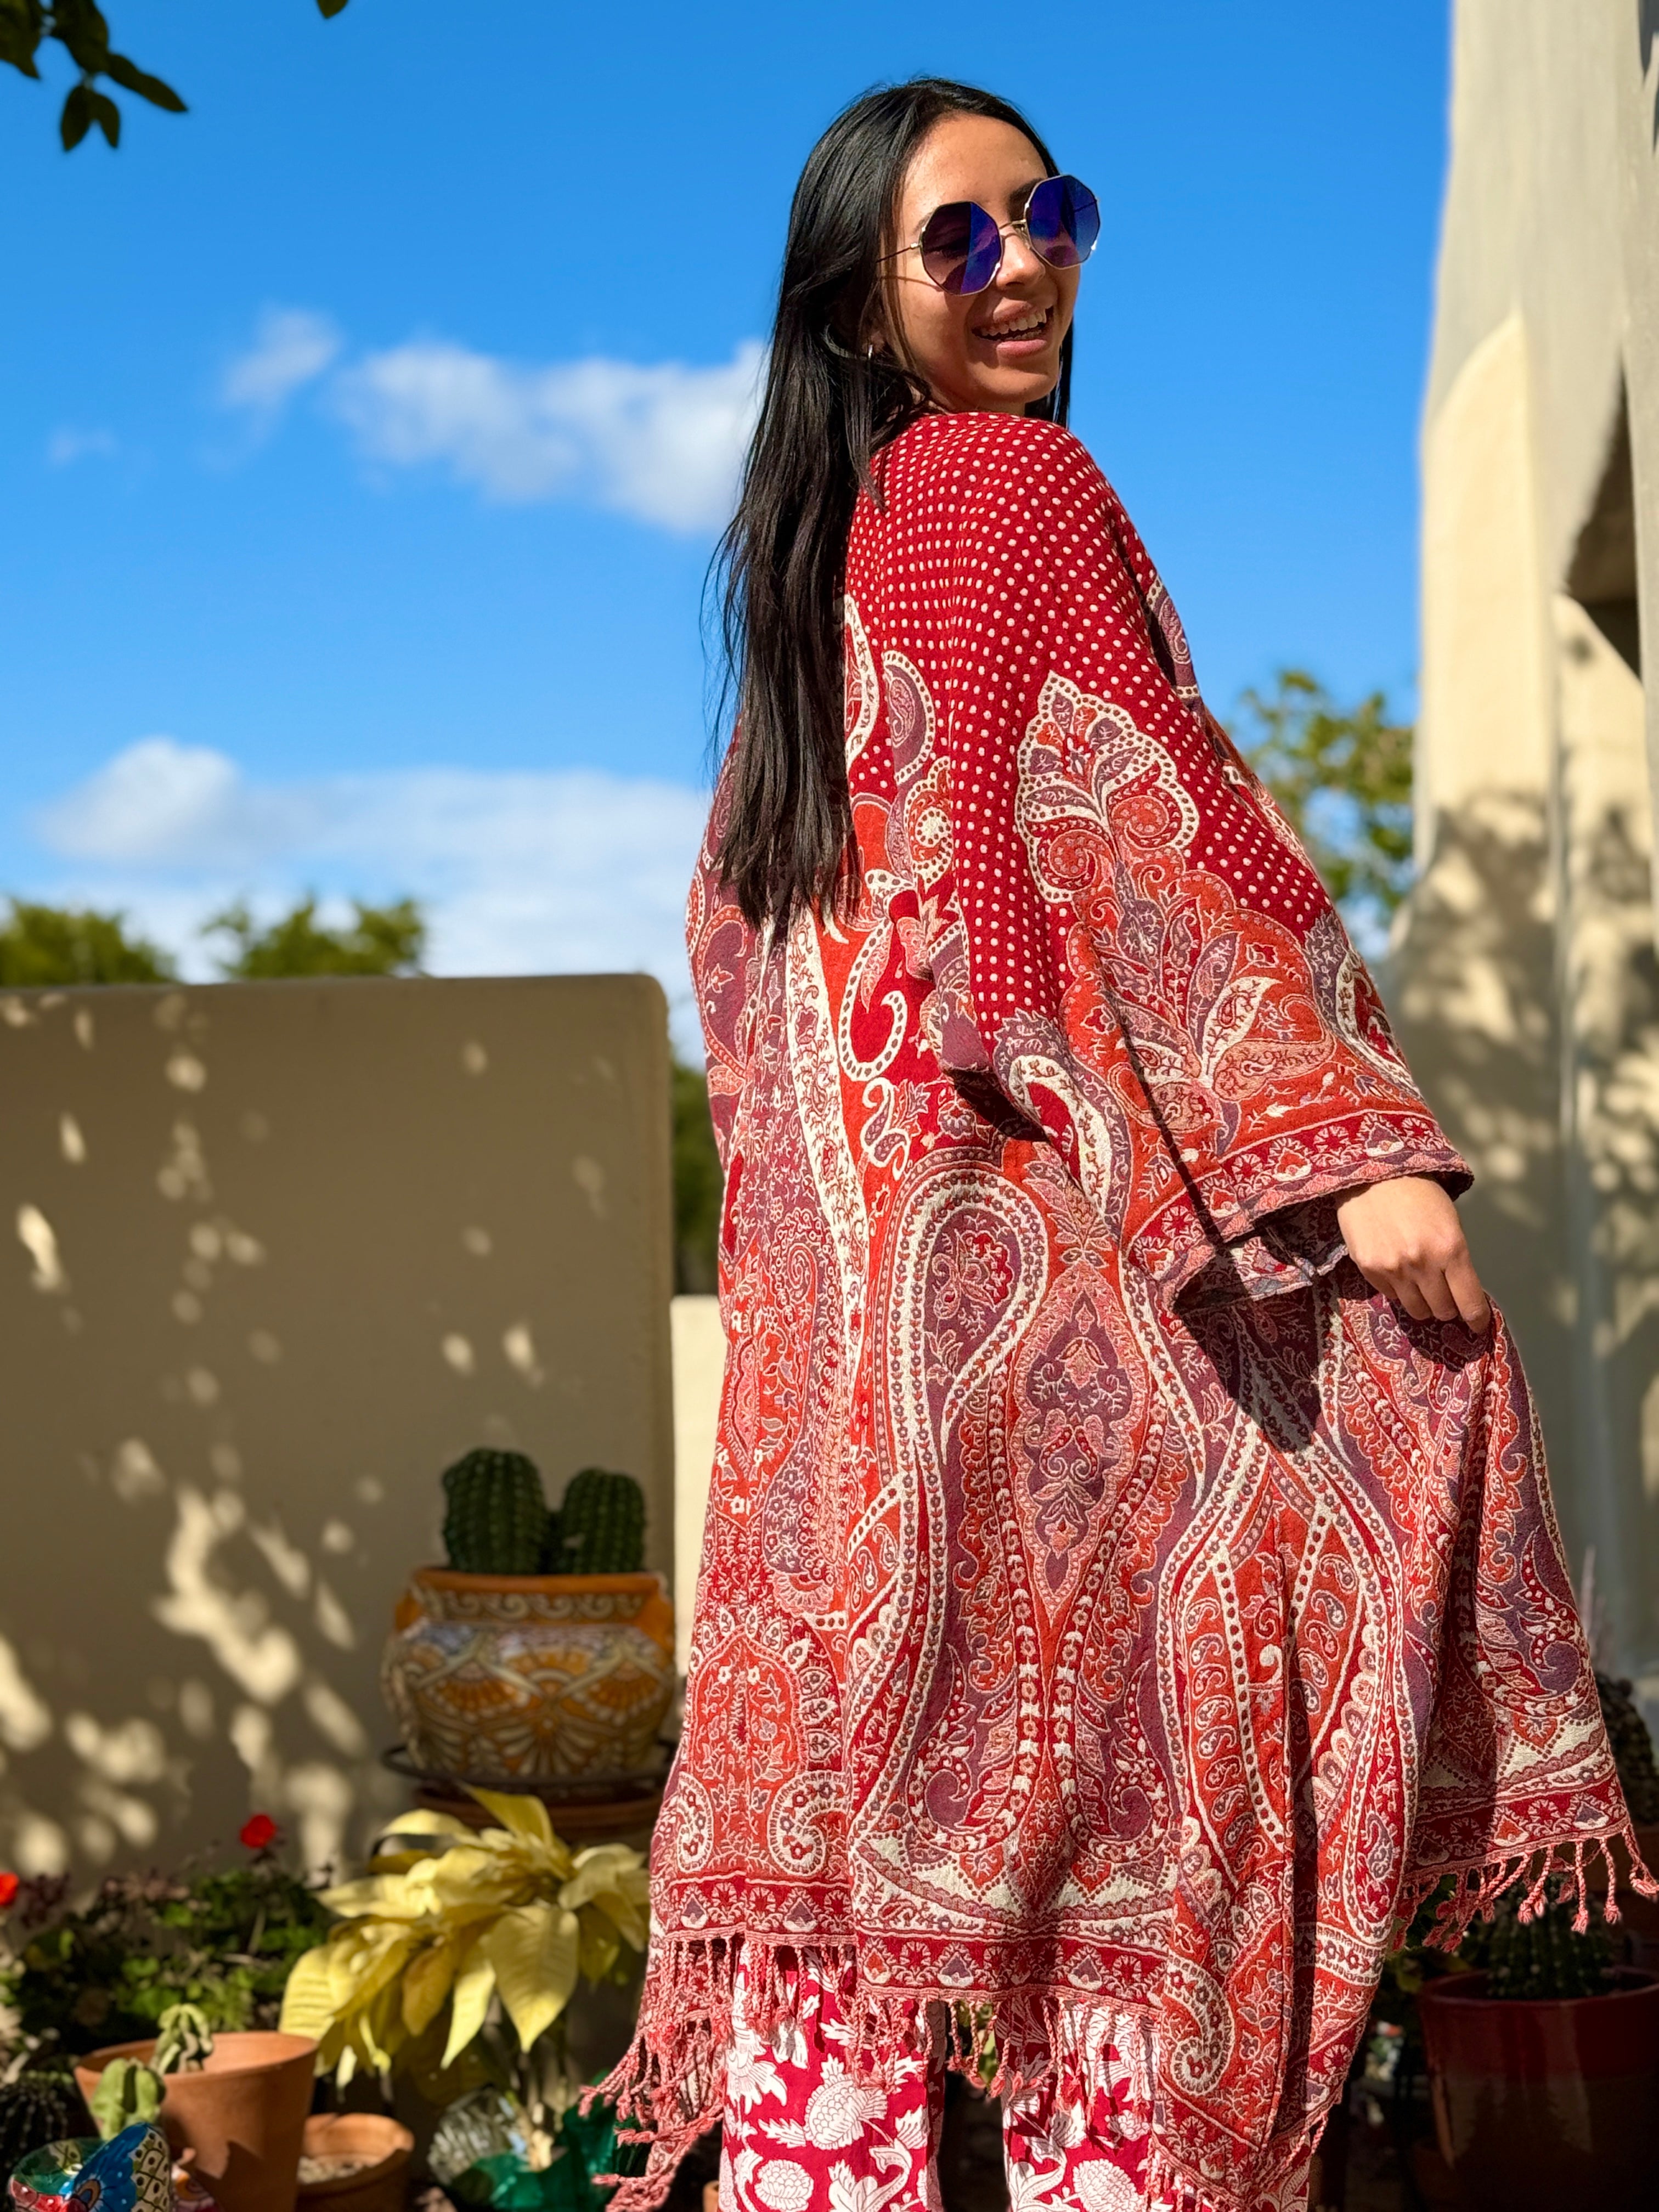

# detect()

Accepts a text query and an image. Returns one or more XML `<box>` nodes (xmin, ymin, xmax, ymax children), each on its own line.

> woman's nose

<box><xmin>998</xmin><ymin>227</ymin><xmax>1045</xmax><ymax>284</ymax></box>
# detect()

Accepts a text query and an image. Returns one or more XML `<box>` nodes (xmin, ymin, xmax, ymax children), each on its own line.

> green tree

<box><xmin>1</xmin><ymin>0</ymin><xmax>349</xmax><ymax>152</ymax></box>
<box><xmin>0</xmin><ymin>899</ymin><xmax>175</xmax><ymax>985</ymax></box>
<box><xmin>206</xmin><ymin>898</ymin><xmax>426</xmax><ymax>979</ymax></box>
<box><xmin>1228</xmin><ymin>669</ymin><xmax>1414</xmax><ymax>925</ymax></box>
<box><xmin>672</xmin><ymin>1057</ymin><xmax>722</xmax><ymax>1295</ymax></box>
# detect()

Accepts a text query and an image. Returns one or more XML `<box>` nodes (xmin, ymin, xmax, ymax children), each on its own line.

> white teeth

<box><xmin>977</xmin><ymin>312</ymin><xmax>1047</xmax><ymax>340</ymax></box>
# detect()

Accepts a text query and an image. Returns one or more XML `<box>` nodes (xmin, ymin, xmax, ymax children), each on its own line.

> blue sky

<box><xmin>0</xmin><ymin>1</ymin><xmax>1452</xmax><ymax>1035</ymax></box>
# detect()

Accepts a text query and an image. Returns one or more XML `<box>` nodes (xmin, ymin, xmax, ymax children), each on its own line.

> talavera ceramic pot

<box><xmin>381</xmin><ymin>1567</ymin><xmax>675</xmax><ymax>1780</ymax></box>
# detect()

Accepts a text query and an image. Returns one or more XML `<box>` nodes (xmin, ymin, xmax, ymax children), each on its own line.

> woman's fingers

<box><xmin>1334</xmin><ymin>1176</ymin><xmax>1494</xmax><ymax>1334</ymax></box>
<box><xmin>1443</xmin><ymin>1249</ymin><xmax>1493</xmax><ymax>1334</ymax></box>
<box><xmin>1378</xmin><ymin>1269</ymin><xmax>1434</xmax><ymax>1323</ymax></box>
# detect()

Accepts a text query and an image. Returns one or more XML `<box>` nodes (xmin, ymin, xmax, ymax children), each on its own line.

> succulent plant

<box><xmin>89</xmin><ymin>2057</ymin><xmax>163</xmax><ymax>2141</ymax></box>
<box><xmin>153</xmin><ymin>2000</ymin><xmax>213</xmax><ymax>2074</ymax></box>
<box><xmin>0</xmin><ymin>2075</ymin><xmax>76</xmax><ymax>2183</ymax></box>
<box><xmin>1596</xmin><ymin>1671</ymin><xmax>1659</xmax><ymax>1824</ymax></box>
<box><xmin>441</xmin><ymin>1449</ymin><xmax>549</xmax><ymax>1575</ymax></box>
<box><xmin>557</xmin><ymin>1467</ymin><xmax>645</xmax><ymax>1576</ymax></box>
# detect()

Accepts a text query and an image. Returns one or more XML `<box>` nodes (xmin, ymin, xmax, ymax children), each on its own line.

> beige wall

<box><xmin>0</xmin><ymin>975</ymin><xmax>674</xmax><ymax>1877</ymax></box>
<box><xmin>1397</xmin><ymin>0</ymin><xmax>1659</xmax><ymax>1691</ymax></box>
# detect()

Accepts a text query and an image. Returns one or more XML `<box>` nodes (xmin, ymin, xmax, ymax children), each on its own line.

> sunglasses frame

<box><xmin>881</xmin><ymin>174</ymin><xmax>1100</xmax><ymax>297</ymax></box>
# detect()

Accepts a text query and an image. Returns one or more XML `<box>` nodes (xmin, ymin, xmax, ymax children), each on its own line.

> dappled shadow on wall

<box><xmin>0</xmin><ymin>977</ymin><xmax>671</xmax><ymax>1877</ymax></box>
<box><xmin>1389</xmin><ymin>792</ymin><xmax>1659</xmax><ymax>1668</ymax></box>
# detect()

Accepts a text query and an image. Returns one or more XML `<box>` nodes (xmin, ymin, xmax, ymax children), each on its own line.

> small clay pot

<box><xmin>296</xmin><ymin>2114</ymin><xmax>414</xmax><ymax>2212</ymax></box>
<box><xmin>75</xmin><ymin>2032</ymin><xmax>317</xmax><ymax>2212</ymax></box>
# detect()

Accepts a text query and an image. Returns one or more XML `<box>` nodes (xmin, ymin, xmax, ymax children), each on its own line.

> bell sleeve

<box><xmin>924</xmin><ymin>417</ymin><xmax>1468</xmax><ymax>1308</ymax></box>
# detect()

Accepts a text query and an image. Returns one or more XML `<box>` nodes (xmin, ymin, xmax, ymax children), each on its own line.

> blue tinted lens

<box><xmin>1026</xmin><ymin>175</ymin><xmax>1100</xmax><ymax>269</ymax></box>
<box><xmin>919</xmin><ymin>200</ymin><xmax>1005</xmax><ymax>294</ymax></box>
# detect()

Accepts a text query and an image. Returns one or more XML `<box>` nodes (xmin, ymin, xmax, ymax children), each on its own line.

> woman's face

<box><xmin>881</xmin><ymin>114</ymin><xmax>1080</xmax><ymax>416</ymax></box>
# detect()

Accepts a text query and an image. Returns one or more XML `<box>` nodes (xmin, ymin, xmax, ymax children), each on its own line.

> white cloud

<box><xmin>331</xmin><ymin>336</ymin><xmax>763</xmax><ymax>531</ymax></box>
<box><xmin>216</xmin><ymin>305</ymin><xmax>761</xmax><ymax>534</ymax></box>
<box><xmin>46</xmin><ymin>427</ymin><xmax>119</xmax><ymax>467</ymax></box>
<box><xmin>221</xmin><ymin>307</ymin><xmax>343</xmax><ymax>424</ymax></box>
<box><xmin>39</xmin><ymin>737</ymin><xmax>323</xmax><ymax>867</ymax></box>
<box><xmin>32</xmin><ymin>738</ymin><xmax>711</xmax><ymax>1044</ymax></box>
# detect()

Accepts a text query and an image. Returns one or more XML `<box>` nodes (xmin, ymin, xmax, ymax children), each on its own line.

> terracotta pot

<box><xmin>382</xmin><ymin>1567</ymin><xmax>675</xmax><ymax>1781</ymax></box>
<box><xmin>296</xmin><ymin>2114</ymin><xmax>413</xmax><ymax>2212</ymax></box>
<box><xmin>74</xmin><ymin>2032</ymin><xmax>317</xmax><ymax>2212</ymax></box>
<box><xmin>1418</xmin><ymin>1967</ymin><xmax>1659</xmax><ymax>2212</ymax></box>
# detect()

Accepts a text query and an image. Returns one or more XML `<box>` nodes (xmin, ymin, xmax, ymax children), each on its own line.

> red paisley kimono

<box><xmin>604</xmin><ymin>411</ymin><xmax>1646</xmax><ymax>2211</ymax></box>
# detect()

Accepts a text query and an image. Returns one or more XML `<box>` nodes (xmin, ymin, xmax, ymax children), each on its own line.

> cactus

<box><xmin>0</xmin><ymin>2075</ymin><xmax>75</xmax><ymax>2183</ymax></box>
<box><xmin>89</xmin><ymin>2058</ymin><xmax>163</xmax><ymax>2142</ymax></box>
<box><xmin>1482</xmin><ymin>1875</ymin><xmax>1611</xmax><ymax>2000</ymax></box>
<box><xmin>556</xmin><ymin>1467</ymin><xmax>645</xmax><ymax>1576</ymax></box>
<box><xmin>154</xmin><ymin>2001</ymin><xmax>213</xmax><ymax>2075</ymax></box>
<box><xmin>441</xmin><ymin>1448</ymin><xmax>549</xmax><ymax>1575</ymax></box>
<box><xmin>1596</xmin><ymin>1671</ymin><xmax>1659</xmax><ymax>1824</ymax></box>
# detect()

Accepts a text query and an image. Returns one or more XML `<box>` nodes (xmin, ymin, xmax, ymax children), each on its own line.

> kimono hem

<box><xmin>594</xmin><ymin>411</ymin><xmax>1651</xmax><ymax>2212</ymax></box>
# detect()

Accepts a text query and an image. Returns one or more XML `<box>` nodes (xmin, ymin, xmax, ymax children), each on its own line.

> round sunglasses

<box><xmin>884</xmin><ymin>174</ymin><xmax>1101</xmax><ymax>296</ymax></box>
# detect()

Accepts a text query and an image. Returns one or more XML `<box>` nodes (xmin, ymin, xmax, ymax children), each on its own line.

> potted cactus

<box><xmin>72</xmin><ymin>2001</ymin><xmax>317</xmax><ymax>2212</ymax></box>
<box><xmin>381</xmin><ymin>1449</ymin><xmax>674</xmax><ymax>1784</ymax></box>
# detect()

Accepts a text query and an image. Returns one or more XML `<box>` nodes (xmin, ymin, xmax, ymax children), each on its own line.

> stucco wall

<box><xmin>1397</xmin><ymin>0</ymin><xmax>1659</xmax><ymax>1689</ymax></box>
<box><xmin>0</xmin><ymin>974</ymin><xmax>674</xmax><ymax>1876</ymax></box>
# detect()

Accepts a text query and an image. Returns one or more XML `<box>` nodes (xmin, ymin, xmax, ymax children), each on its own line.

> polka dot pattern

<box><xmin>834</xmin><ymin>408</ymin><xmax>1465</xmax><ymax>1297</ymax></box>
<box><xmin>848</xmin><ymin>411</ymin><xmax>1327</xmax><ymax>1048</ymax></box>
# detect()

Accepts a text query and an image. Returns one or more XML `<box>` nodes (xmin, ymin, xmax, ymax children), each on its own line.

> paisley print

<box><xmin>601</xmin><ymin>411</ymin><xmax>1647</xmax><ymax>2212</ymax></box>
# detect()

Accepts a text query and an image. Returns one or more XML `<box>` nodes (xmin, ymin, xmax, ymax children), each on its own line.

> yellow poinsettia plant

<box><xmin>279</xmin><ymin>1787</ymin><xmax>648</xmax><ymax>2087</ymax></box>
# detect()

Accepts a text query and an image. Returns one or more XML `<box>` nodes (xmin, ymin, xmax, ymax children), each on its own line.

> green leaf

<box><xmin>50</xmin><ymin>0</ymin><xmax>110</xmax><ymax>72</ymax></box>
<box><xmin>317</xmin><ymin>0</ymin><xmax>351</xmax><ymax>14</ymax></box>
<box><xmin>59</xmin><ymin>80</ymin><xmax>92</xmax><ymax>147</ymax></box>
<box><xmin>104</xmin><ymin>51</ymin><xmax>185</xmax><ymax>111</ymax></box>
<box><xmin>1227</xmin><ymin>669</ymin><xmax>1415</xmax><ymax>924</ymax></box>
<box><xmin>0</xmin><ymin>0</ymin><xmax>43</xmax><ymax>76</ymax></box>
<box><xmin>85</xmin><ymin>83</ymin><xmax>120</xmax><ymax>145</ymax></box>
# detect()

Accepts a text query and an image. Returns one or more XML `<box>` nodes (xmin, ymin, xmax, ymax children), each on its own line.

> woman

<box><xmin>601</xmin><ymin>80</ymin><xmax>1645</xmax><ymax>2212</ymax></box>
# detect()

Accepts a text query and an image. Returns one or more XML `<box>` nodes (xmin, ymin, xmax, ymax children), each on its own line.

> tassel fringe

<box><xmin>1392</xmin><ymin>1816</ymin><xmax>1658</xmax><ymax>1952</ymax></box>
<box><xmin>588</xmin><ymin>1937</ymin><xmax>1317</xmax><ymax>2212</ymax></box>
<box><xmin>591</xmin><ymin>1821</ymin><xmax>1656</xmax><ymax>2212</ymax></box>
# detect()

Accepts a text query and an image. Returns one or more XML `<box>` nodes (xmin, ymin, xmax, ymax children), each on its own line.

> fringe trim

<box><xmin>1392</xmin><ymin>1816</ymin><xmax>1658</xmax><ymax>1951</ymax></box>
<box><xmin>585</xmin><ymin>1936</ymin><xmax>1317</xmax><ymax>2212</ymax></box>
<box><xmin>592</xmin><ymin>1823</ymin><xmax>1657</xmax><ymax>2211</ymax></box>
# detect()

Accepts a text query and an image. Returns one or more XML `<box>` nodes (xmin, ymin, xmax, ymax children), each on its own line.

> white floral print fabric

<box><xmin>716</xmin><ymin>1953</ymin><xmax>1301</xmax><ymax>2212</ymax></box>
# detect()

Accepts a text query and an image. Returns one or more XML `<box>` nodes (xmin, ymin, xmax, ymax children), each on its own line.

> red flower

<box><xmin>0</xmin><ymin>1873</ymin><xmax>18</xmax><ymax>1910</ymax></box>
<box><xmin>239</xmin><ymin>1813</ymin><xmax>279</xmax><ymax>1852</ymax></box>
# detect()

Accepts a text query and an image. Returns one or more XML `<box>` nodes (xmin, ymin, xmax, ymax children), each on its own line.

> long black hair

<box><xmin>714</xmin><ymin>78</ymin><xmax>1073</xmax><ymax>933</ymax></box>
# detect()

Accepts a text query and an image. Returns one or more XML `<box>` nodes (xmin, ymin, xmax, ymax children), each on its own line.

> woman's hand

<box><xmin>1334</xmin><ymin>1176</ymin><xmax>1492</xmax><ymax>1332</ymax></box>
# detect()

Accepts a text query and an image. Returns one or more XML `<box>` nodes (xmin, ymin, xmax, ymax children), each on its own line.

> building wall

<box><xmin>0</xmin><ymin>974</ymin><xmax>675</xmax><ymax>1876</ymax></box>
<box><xmin>1396</xmin><ymin>0</ymin><xmax>1659</xmax><ymax>1692</ymax></box>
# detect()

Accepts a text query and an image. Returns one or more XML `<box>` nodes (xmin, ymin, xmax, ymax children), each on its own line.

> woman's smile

<box><xmin>970</xmin><ymin>302</ymin><xmax>1054</xmax><ymax>354</ymax></box>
